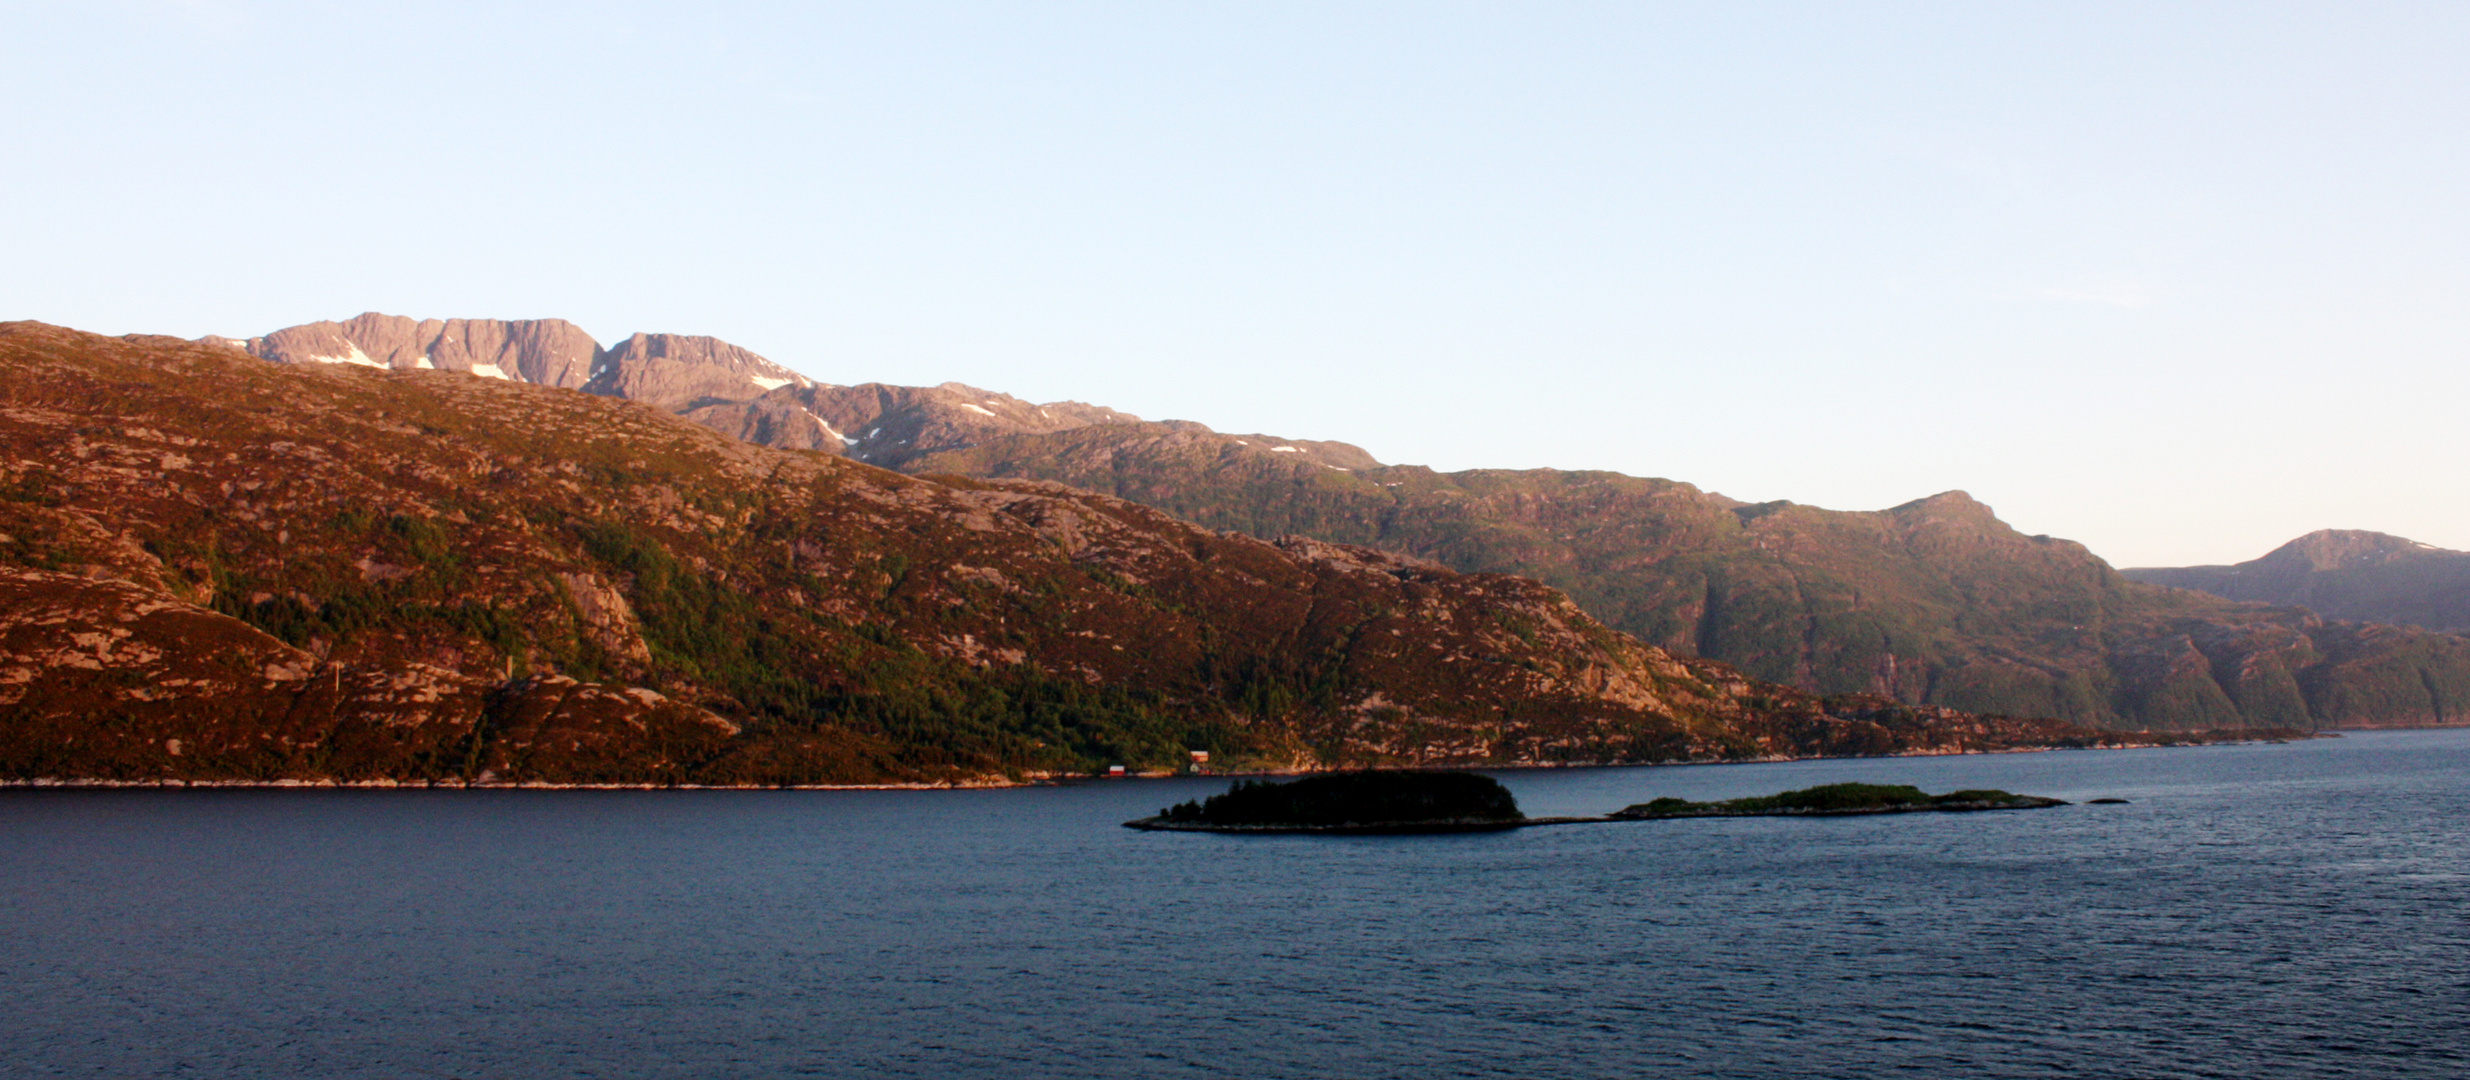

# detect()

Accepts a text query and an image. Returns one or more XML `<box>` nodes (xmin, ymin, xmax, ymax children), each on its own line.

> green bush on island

<box><xmin>1619</xmin><ymin>781</ymin><xmax>2056</xmax><ymax>818</ymax></box>
<box><xmin>1157</xmin><ymin>770</ymin><xmax>1523</xmax><ymax>827</ymax></box>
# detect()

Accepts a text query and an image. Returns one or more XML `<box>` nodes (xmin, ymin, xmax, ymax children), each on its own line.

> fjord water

<box><xmin>3</xmin><ymin>733</ymin><xmax>2463</xmax><ymax>1079</ymax></box>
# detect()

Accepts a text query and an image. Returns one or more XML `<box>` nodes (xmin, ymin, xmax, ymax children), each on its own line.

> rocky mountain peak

<box><xmin>582</xmin><ymin>332</ymin><xmax>811</xmax><ymax>409</ymax></box>
<box><xmin>2126</xmin><ymin>529</ymin><xmax>2470</xmax><ymax>635</ymax></box>
<box><xmin>234</xmin><ymin>312</ymin><xmax>603</xmax><ymax>388</ymax></box>
<box><xmin>2258</xmin><ymin>529</ymin><xmax>2445</xmax><ymax>572</ymax></box>
<box><xmin>210</xmin><ymin>313</ymin><xmax>809</xmax><ymax>412</ymax></box>
<box><xmin>208</xmin><ymin>314</ymin><xmax>1169</xmax><ymax>470</ymax></box>
<box><xmin>1889</xmin><ymin>490</ymin><xmax>1993</xmax><ymax>520</ymax></box>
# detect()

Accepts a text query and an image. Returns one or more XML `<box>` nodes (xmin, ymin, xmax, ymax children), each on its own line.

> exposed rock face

<box><xmin>759</xmin><ymin>382</ymin><xmax>1375</xmax><ymax>473</ymax></box>
<box><xmin>902</xmin><ymin>424</ymin><xmax>2470</xmax><ymax>730</ymax></box>
<box><xmin>225</xmin><ymin>312</ymin><xmax>604</xmax><ymax>387</ymax></box>
<box><xmin>675</xmin><ymin>381</ymin><xmax>1145</xmax><ymax>460</ymax></box>
<box><xmin>803</xmin><ymin>382</ymin><xmax>1146</xmax><ymax>467</ymax></box>
<box><xmin>219</xmin><ymin>313</ymin><xmax>813</xmax><ymax>409</ymax></box>
<box><xmin>855</xmin><ymin>410</ymin><xmax>1373</xmax><ymax>474</ymax></box>
<box><xmin>2128</xmin><ymin>530</ymin><xmax>2470</xmax><ymax>634</ymax></box>
<box><xmin>1</xmin><ymin>322</ymin><xmax>2188</xmax><ymax>785</ymax></box>
<box><xmin>580</xmin><ymin>332</ymin><xmax>811</xmax><ymax>409</ymax></box>
<box><xmin>215</xmin><ymin>316</ymin><xmax>1197</xmax><ymax>466</ymax></box>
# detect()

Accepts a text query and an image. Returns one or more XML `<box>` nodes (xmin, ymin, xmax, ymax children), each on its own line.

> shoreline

<box><xmin>0</xmin><ymin>731</ymin><xmax>2344</xmax><ymax>792</ymax></box>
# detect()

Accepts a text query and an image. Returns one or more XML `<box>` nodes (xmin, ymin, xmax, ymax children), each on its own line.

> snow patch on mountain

<box><xmin>307</xmin><ymin>344</ymin><xmax>384</xmax><ymax>369</ymax></box>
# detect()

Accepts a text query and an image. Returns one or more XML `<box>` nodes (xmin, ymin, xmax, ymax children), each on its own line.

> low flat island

<box><xmin>1612</xmin><ymin>782</ymin><xmax>2068</xmax><ymax>819</ymax></box>
<box><xmin>1126</xmin><ymin>774</ymin><xmax>2070</xmax><ymax>834</ymax></box>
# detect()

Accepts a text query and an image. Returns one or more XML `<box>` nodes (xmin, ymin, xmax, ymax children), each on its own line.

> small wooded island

<box><xmin>1125</xmin><ymin>774</ymin><xmax>2069</xmax><ymax>834</ymax></box>
<box><xmin>1125</xmin><ymin>771</ymin><xmax>1537</xmax><ymax>833</ymax></box>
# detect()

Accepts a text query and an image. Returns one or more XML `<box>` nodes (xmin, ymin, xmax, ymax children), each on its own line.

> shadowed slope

<box><xmin>2129</xmin><ymin>530</ymin><xmax>2470</xmax><ymax>634</ymax></box>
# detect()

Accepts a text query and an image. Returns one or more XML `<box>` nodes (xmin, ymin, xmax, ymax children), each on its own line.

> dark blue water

<box><xmin>3</xmin><ymin>731</ymin><xmax>2464</xmax><ymax>1079</ymax></box>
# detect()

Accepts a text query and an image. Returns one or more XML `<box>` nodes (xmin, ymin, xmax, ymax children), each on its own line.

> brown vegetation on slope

<box><xmin>221</xmin><ymin>314</ymin><xmax>2470</xmax><ymax>733</ymax></box>
<box><xmin>0</xmin><ymin>323</ymin><xmax>2204</xmax><ymax>785</ymax></box>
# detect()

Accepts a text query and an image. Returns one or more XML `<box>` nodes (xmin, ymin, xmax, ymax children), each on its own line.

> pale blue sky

<box><xmin>5</xmin><ymin>2</ymin><xmax>2465</xmax><ymax>566</ymax></box>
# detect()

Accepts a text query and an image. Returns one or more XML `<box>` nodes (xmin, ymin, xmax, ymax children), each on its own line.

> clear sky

<box><xmin>4</xmin><ymin>2</ymin><xmax>2464</xmax><ymax>568</ymax></box>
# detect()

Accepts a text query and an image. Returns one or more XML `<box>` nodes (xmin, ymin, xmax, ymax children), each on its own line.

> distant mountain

<box><xmin>208</xmin><ymin>314</ymin><xmax>1162</xmax><ymax>461</ymax></box>
<box><xmin>210</xmin><ymin>312</ymin><xmax>814</xmax><ymax>407</ymax></box>
<box><xmin>3</xmin><ymin>322</ymin><xmax>2176</xmax><ymax>785</ymax></box>
<box><xmin>681</xmin><ymin>382</ymin><xmax>1146</xmax><ymax>463</ymax></box>
<box><xmin>2127</xmin><ymin>531</ymin><xmax>2470</xmax><ymax>633</ymax></box>
<box><xmin>896</xmin><ymin>423</ymin><xmax>2470</xmax><ymax>731</ymax></box>
<box><xmin>215</xmin><ymin>313</ymin><xmax>1384</xmax><ymax>472</ymax></box>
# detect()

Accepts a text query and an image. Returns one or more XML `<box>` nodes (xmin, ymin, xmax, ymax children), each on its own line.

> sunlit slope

<box><xmin>0</xmin><ymin>323</ymin><xmax>2181</xmax><ymax>785</ymax></box>
<box><xmin>909</xmin><ymin>424</ymin><xmax>2470</xmax><ymax>730</ymax></box>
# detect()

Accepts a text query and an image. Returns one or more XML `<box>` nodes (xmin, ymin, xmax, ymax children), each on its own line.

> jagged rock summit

<box><xmin>208</xmin><ymin>313</ymin><xmax>1333</xmax><ymax>468</ymax></box>
<box><xmin>209</xmin><ymin>312</ymin><xmax>812</xmax><ymax>407</ymax></box>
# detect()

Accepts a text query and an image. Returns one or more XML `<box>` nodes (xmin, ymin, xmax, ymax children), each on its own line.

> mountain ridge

<box><xmin>2127</xmin><ymin>530</ymin><xmax>2470</xmax><ymax>634</ymax></box>
<box><xmin>203</xmin><ymin>313</ymin><xmax>2470</xmax><ymax>732</ymax></box>
<box><xmin>2</xmin><ymin>321</ymin><xmax>2198</xmax><ymax>786</ymax></box>
<box><xmin>210</xmin><ymin>312</ymin><xmax>816</xmax><ymax>407</ymax></box>
<box><xmin>206</xmin><ymin>312</ymin><xmax>1201</xmax><ymax>464</ymax></box>
<box><xmin>899</xmin><ymin>422</ymin><xmax>2470</xmax><ymax>730</ymax></box>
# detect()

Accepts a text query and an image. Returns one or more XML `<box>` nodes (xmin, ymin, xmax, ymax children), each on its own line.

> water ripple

<box><xmin>1</xmin><ymin>732</ymin><xmax>2465</xmax><ymax>1078</ymax></box>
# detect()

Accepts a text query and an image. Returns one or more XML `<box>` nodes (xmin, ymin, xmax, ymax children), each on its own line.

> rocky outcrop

<box><xmin>214</xmin><ymin>316</ymin><xmax>1191</xmax><ymax>467</ymax></box>
<box><xmin>675</xmin><ymin>381</ymin><xmax>1144</xmax><ymax>461</ymax></box>
<box><xmin>215</xmin><ymin>313</ymin><xmax>813</xmax><ymax>410</ymax></box>
<box><xmin>898</xmin><ymin>417</ymin><xmax>1377</xmax><ymax>481</ymax></box>
<box><xmin>580</xmin><ymin>332</ymin><xmax>811</xmax><ymax>409</ymax></box>
<box><xmin>2128</xmin><ymin>530</ymin><xmax>2470</xmax><ymax>634</ymax></box>
<box><xmin>221</xmin><ymin>312</ymin><xmax>604</xmax><ymax>387</ymax></box>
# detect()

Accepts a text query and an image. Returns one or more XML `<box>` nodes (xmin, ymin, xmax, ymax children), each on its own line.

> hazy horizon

<box><xmin>6</xmin><ymin>2</ymin><xmax>2464</xmax><ymax>567</ymax></box>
